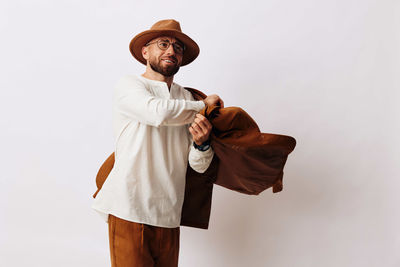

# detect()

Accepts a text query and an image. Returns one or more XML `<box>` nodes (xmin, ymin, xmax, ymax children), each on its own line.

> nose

<box><xmin>165</xmin><ymin>43</ymin><xmax>176</xmax><ymax>55</ymax></box>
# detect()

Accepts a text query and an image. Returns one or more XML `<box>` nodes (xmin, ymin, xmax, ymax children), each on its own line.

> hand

<box><xmin>203</xmin><ymin>94</ymin><xmax>224</xmax><ymax>108</ymax></box>
<box><xmin>189</xmin><ymin>113</ymin><xmax>212</xmax><ymax>145</ymax></box>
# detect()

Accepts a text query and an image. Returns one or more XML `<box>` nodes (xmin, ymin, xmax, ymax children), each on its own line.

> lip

<box><xmin>161</xmin><ymin>58</ymin><xmax>177</xmax><ymax>64</ymax></box>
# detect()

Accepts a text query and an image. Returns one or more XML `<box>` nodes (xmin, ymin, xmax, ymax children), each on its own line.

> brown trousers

<box><xmin>108</xmin><ymin>214</ymin><xmax>180</xmax><ymax>267</ymax></box>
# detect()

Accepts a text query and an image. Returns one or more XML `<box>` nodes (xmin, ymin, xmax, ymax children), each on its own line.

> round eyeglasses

<box><xmin>145</xmin><ymin>39</ymin><xmax>185</xmax><ymax>55</ymax></box>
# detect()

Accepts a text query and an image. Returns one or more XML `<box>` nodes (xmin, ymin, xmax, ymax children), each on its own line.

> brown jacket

<box><xmin>93</xmin><ymin>87</ymin><xmax>296</xmax><ymax>229</ymax></box>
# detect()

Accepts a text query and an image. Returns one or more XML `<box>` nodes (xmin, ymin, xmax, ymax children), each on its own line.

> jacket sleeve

<box><xmin>113</xmin><ymin>75</ymin><xmax>205</xmax><ymax>127</ymax></box>
<box><xmin>187</xmin><ymin>138</ymin><xmax>214</xmax><ymax>173</ymax></box>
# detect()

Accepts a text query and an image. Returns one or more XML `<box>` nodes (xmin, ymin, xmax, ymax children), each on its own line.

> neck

<box><xmin>142</xmin><ymin>66</ymin><xmax>174</xmax><ymax>90</ymax></box>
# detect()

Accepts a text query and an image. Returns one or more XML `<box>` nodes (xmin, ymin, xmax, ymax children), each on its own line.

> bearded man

<box><xmin>92</xmin><ymin>19</ymin><xmax>223</xmax><ymax>267</ymax></box>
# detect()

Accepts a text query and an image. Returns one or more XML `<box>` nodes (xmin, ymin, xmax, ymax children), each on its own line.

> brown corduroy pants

<box><xmin>108</xmin><ymin>214</ymin><xmax>180</xmax><ymax>267</ymax></box>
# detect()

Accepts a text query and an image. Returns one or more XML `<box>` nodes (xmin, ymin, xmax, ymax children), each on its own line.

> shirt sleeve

<box><xmin>113</xmin><ymin>75</ymin><xmax>206</xmax><ymax>127</ymax></box>
<box><xmin>188</xmin><ymin>140</ymin><xmax>215</xmax><ymax>174</ymax></box>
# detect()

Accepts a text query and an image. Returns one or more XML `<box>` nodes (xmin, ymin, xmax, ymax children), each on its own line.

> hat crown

<box><xmin>150</xmin><ymin>19</ymin><xmax>182</xmax><ymax>32</ymax></box>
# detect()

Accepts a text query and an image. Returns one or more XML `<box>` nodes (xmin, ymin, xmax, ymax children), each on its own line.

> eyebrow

<box><xmin>159</xmin><ymin>37</ymin><xmax>183</xmax><ymax>45</ymax></box>
<box><xmin>175</xmin><ymin>39</ymin><xmax>184</xmax><ymax>47</ymax></box>
<box><xmin>158</xmin><ymin>37</ymin><xmax>185</xmax><ymax>49</ymax></box>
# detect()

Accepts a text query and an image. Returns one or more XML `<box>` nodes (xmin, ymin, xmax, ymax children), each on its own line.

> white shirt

<box><xmin>92</xmin><ymin>74</ymin><xmax>214</xmax><ymax>228</ymax></box>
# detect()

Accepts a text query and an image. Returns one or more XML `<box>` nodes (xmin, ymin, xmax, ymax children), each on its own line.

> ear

<box><xmin>142</xmin><ymin>46</ymin><xmax>149</xmax><ymax>60</ymax></box>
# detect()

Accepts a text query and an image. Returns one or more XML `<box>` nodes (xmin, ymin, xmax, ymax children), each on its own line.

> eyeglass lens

<box><xmin>157</xmin><ymin>39</ymin><xmax>184</xmax><ymax>54</ymax></box>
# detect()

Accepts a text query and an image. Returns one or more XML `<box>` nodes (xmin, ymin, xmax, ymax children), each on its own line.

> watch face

<box><xmin>200</xmin><ymin>144</ymin><xmax>210</xmax><ymax>151</ymax></box>
<box><xmin>193</xmin><ymin>141</ymin><xmax>211</xmax><ymax>151</ymax></box>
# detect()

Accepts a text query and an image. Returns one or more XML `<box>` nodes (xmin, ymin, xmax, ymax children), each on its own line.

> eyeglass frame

<box><xmin>145</xmin><ymin>38</ymin><xmax>185</xmax><ymax>55</ymax></box>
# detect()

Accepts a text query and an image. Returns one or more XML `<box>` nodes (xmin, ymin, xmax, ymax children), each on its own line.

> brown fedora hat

<box><xmin>129</xmin><ymin>19</ymin><xmax>200</xmax><ymax>66</ymax></box>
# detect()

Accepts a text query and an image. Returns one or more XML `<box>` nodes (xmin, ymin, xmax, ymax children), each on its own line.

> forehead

<box><xmin>151</xmin><ymin>36</ymin><xmax>184</xmax><ymax>44</ymax></box>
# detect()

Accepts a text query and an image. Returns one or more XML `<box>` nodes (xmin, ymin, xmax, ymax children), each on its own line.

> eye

<box><xmin>174</xmin><ymin>44</ymin><xmax>184</xmax><ymax>53</ymax></box>
<box><xmin>158</xmin><ymin>41</ymin><xmax>169</xmax><ymax>49</ymax></box>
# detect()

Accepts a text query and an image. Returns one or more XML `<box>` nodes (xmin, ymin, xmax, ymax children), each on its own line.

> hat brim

<box><xmin>129</xmin><ymin>30</ymin><xmax>200</xmax><ymax>66</ymax></box>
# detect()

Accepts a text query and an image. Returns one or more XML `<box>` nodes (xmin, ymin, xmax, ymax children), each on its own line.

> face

<box><xmin>142</xmin><ymin>36</ymin><xmax>184</xmax><ymax>77</ymax></box>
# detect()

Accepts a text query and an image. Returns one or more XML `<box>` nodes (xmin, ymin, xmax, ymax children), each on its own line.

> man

<box><xmin>92</xmin><ymin>19</ymin><xmax>223</xmax><ymax>266</ymax></box>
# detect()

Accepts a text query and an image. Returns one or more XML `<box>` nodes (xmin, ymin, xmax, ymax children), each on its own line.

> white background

<box><xmin>1</xmin><ymin>0</ymin><xmax>399</xmax><ymax>266</ymax></box>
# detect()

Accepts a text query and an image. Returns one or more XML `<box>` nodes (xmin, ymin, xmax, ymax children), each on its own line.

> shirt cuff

<box><xmin>196</xmin><ymin>100</ymin><xmax>206</xmax><ymax>111</ymax></box>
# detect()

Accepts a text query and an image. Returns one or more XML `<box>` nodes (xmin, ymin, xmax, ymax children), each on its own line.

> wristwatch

<box><xmin>193</xmin><ymin>139</ymin><xmax>211</xmax><ymax>151</ymax></box>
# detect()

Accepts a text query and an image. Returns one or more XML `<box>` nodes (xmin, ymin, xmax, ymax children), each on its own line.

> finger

<box><xmin>196</xmin><ymin>113</ymin><xmax>205</xmax><ymax>119</ymax></box>
<box><xmin>190</xmin><ymin>125</ymin><xmax>205</xmax><ymax>142</ymax></box>
<box><xmin>192</xmin><ymin>122</ymin><xmax>206</xmax><ymax>135</ymax></box>
<box><xmin>189</xmin><ymin>125</ymin><xmax>198</xmax><ymax>136</ymax></box>
<box><xmin>198</xmin><ymin>118</ymin><xmax>212</xmax><ymax>131</ymax></box>
<box><xmin>194</xmin><ymin>121</ymin><xmax>212</xmax><ymax>135</ymax></box>
<box><xmin>203</xmin><ymin>117</ymin><xmax>212</xmax><ymax>128</ymax></box>
<box><xmin>193</xmin><ymin>120</ymin><xmax>210</xmax><ymax>134</ymax></box>
<box><xmin>194</xmin><ymin>125</ymin><xmax>211</xmax><ymax>142</ymax></box>
<box><xmin>195</xmin><ymin>114</ymin><xmax>209</xmax><ymax>123</ymax></box>
<box><xmin>189</xmin><ymin>129</ymin><xmax>200</xmax><ymax>143</ymax></box>
<box><xmin>188</xmin><ymin>126</ymin><xmax>194</xmax><ymax>135</ymax></box>
<box><xmin>197</xmin><ymin>115</ymin><xmax>212</xmax><ymax>129</ymax></box>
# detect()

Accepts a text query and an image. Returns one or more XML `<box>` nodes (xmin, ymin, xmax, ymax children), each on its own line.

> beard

<box><xmin>149</xmin><ymin>57</ymin><xmax>180</xmax><ymax>77</ymax></box>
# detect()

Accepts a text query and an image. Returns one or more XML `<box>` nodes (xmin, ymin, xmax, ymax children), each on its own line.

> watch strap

<box><xmin>193</xmin><ymin>139</ymin><xmax>211</xmax><ymax>151</ymax></box>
